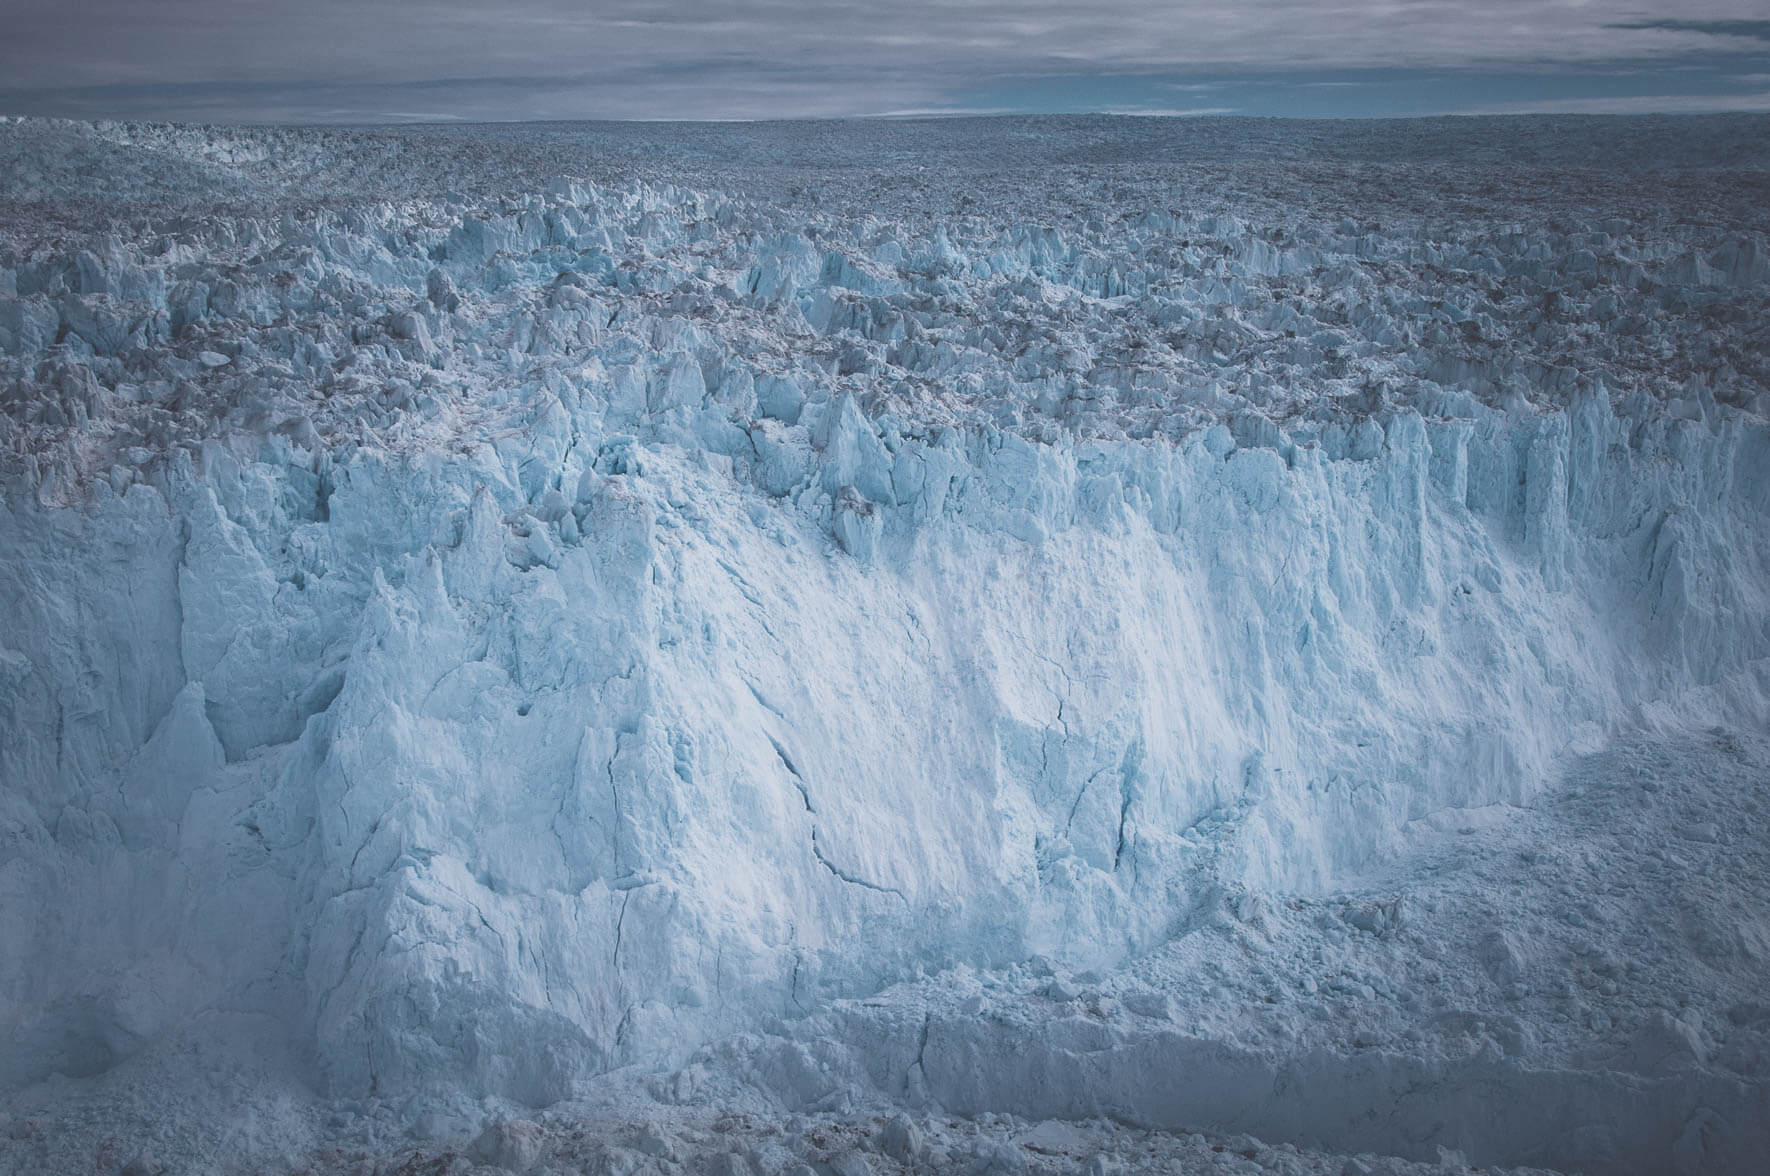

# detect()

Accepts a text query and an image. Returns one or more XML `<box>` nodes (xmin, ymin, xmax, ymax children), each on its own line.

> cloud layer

<box><xmin>2</xmin><ymin>0</ymin><xmax>1768</xmax><ymax>120</ymax></box>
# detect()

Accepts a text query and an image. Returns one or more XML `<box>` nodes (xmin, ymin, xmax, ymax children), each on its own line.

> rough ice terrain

<box><xmin>1</xmin><ymin>114</ymin><xmax>1768</xmax><ymax>1175</ymax></box>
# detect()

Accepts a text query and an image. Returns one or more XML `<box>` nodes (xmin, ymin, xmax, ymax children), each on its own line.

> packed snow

<box><xmin>1</xmin><ymin>114</ymin><xmax>1767</xmax><ymax>1176</ymax></box>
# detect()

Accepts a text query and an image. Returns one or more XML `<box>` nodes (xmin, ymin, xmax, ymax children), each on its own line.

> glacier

<box><xmin>1</xmin><ymin>115</ymin><xmax>1769</xmax><ymax>1176</ymax></box>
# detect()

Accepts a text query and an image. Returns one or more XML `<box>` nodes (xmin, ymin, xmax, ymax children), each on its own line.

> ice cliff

<box><xmin>1</xmin><ymin>117</ymin><xmax>1768</xmax><ymax>1171</ymax></box>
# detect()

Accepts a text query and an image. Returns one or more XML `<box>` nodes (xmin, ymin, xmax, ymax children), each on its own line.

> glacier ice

<box><xmin>1</xmin><ymin>115</ymin><xmax>1768</xmax><ymax>1175</ymax></box>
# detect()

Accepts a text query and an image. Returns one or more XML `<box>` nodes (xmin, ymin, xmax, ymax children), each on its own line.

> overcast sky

<box><xmin>1</xmin><ymin>1</ymin><xmax>1767</xmax><ymax>122</ymax></box>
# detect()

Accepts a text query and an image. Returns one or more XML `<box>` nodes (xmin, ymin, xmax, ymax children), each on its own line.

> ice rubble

<box><xmin>1</xmin><ymin>117</ymin><xmax>1769</xmax><ymax>1173</ymax></box>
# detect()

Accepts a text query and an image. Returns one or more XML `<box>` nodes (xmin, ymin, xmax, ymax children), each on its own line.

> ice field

<box><xmin>1</xmin><ymin>114</ymin><xmax>1768</xmax><ymax>1175</ymax></box>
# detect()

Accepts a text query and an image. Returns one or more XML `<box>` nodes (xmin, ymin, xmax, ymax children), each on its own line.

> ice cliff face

<box><xmin>1</xmin><ymin>118</ymin><xmax>1768</xmax><ymax>1115</ymax></box>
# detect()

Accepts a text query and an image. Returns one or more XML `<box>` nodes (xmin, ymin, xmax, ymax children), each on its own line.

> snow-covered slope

<box><xmin>1</xmin><ymin>116</ymin><xmax>1768</xmax><ymax>1175</ymax></box>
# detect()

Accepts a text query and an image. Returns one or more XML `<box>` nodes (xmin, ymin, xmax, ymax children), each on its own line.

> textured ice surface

<box><xmin>1</xmin><ymin>115</ymin><xmax>1768</xmax><ymax>1175</ymax></box>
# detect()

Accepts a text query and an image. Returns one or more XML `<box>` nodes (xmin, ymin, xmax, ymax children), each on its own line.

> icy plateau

<box><xmin>1</xmin><ymin>115</ymin><xmax>1768</xmax><ymax>1176</ymax></box>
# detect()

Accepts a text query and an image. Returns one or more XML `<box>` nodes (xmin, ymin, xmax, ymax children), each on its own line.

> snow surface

<box><xmin>1</xmin><ymin>115</ymin><xmax>1768</xmax><ymax>1175</ymax></box>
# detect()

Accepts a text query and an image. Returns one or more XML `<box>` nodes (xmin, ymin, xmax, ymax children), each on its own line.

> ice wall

<box><xmin>2</xmin><ymin>127</ymin><xmax>1768</xmax><ymax>1107</ymax></box>
<box><xmin>6</xmin><ymin>384</ymin><xmax>1765</xmax><ymax>1105</ymax></box>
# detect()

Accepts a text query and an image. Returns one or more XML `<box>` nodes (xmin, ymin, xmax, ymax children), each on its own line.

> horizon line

<box><xmin>7</xmin><ymin>107</ymin><xmax>1770</xmax><ymax>130</ymax></box>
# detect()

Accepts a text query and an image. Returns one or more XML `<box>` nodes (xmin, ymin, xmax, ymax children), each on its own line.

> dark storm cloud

<box><xmin>1</xmin><ymin>0</ymin><xmax>1768</xmax><ymax>120</ymax></box>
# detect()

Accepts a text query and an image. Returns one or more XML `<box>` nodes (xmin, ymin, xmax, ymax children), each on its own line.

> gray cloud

<box><xmin>2</xmin><ymin>0</ymin><xmax>1769</xmax><ymax>120</ymax></box>
<box><xmin>1606</xmin><ymin>20</ymin><xmax>1770</xmax><ymax>42</ymax></box>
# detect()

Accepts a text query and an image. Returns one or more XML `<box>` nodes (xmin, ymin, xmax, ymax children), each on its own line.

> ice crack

<box><xmin>769</xmin><ymin>733</ymin><xmax>905</xmax><ymax>901</ymax></box>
